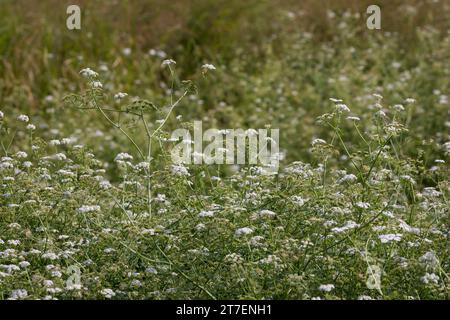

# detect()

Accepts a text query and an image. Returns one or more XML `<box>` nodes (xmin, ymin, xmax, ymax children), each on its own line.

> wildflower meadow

<box><xmin>0</xmin><ymin>0</ymin><xmax>448</xmax><ymax>301</ymax></box>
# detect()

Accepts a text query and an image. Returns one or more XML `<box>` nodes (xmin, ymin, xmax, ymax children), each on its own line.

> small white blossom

<box><xmin>331</xmin><ymin>221</ymin><xmax>359</xmax><ymax>233</ymax></box>
<box><xmin>421</xmin><ymin>273</ymin><xmax>439</xmax><ymax>285</ymax></box>
<box><xmin>201</xmin><ymin>63</ymin><xmax>216</xmax><ymax>70</ymax></box>
<box><xmin>15</xmin><ymin>151</ymin><xmax>27</xmax><ymax>159</ymax></box>
<box><xmin>355</xmin><ymin>202</ymin><xmax>370</xmax><ymax>209</ymax></box>
<box><xmin>199</xmin><ymin>210</ymin><xmax>214</xmax><ymax>218</ymax></box>
<box><xmin>318</xmin><ymin>284</ymin><xmax>335</xmax><ymax>292</ymax></box>
<box><xmin>99</xmin><ymin>180</ymin><xmax>112</xmax><ymax>189</ymax></box>
<box><xmin>419</xmin><ymin>251</ymin><xmax>439</xmax><ymax>268</ymax></box>
<box><xmin>79</xmin><ymin>68</ymin><xmax>98</xmax><ymax>77</ymax></box>
<box><xmin>100</xmin><ymin>288</ymin><xmax>116</xmax><ymax>299</ymax></box>
<box><xmin>149</xmin><ymin>49</ymin><xmax>167</xmax><ymax>58</ymax></box>
<box><xmin>17</xmin><ymin>115</ymin><xmax>29</xmax><ymax>122</ymax></box>
<box><xmin>258</xmin><ymin>209</ymin><xmax>277</xmax><ymax>218</ymax></box>
<box><xmin>171</xmin><ymin>164</ymin><xmax>190</xmax><ymax>176</ymax></box>
<box><xmin>131</xmin><ymin>279</ymin><xmax>142</xmax><ymax>288</ymax></box>
<box><xmin>393</xmin><ymin>104</ymin><xmax>404</xmax><ymax>112</ymax></box>
<box><xmin>92</xmin><ymin>81</ymin><xmax>103</xmax><ymax>89</ymax></box>
<box><xmin>400</xmin><ymin>175</ymin><xmax>416</xmax><ymax>184</ymax></box>
<box><xmin>7</xmin><ymin>240</ymin><xmax>20</xmax><ymax>246</ymax></box>
<box><xmin>336</xmin><ymin>104</ymin><xmax>350</xmax><ymax>112</ymax></box>
<box><xmin>49</xmin><ymin>140</ymin><xmax>61</xmax><ymax>146</ymax></box>
<box><xmin>379</xmin><ymin>233</ymin><xmax>402</xmax><ymax>243</ymax></box>
<box><xmin>375</xmin><ymin>110</ymin><xmax>386</xmax><ymax>117</ymax></box>
<box><xmin>77</xmin><ymin>205</ymin><xmax>101</xmax><ymax>214</ymax></box>
<box><xmin>398</xmin><ymin>220</ymin><xmax>420</xmax><ymax>235</ymax></box>
<box><xmin>50</xmin><ymin>153</ymin><xmax>67</xmax><ymax>161</ymax></box>
<box><xmin>235</xmin><ymin>227</ymin><xmax>253</xmax><ymax>236</ymax></box>
<box><xmin>66</xmin><ymin>283</ymin><xmax>82</xmax><ymax>291</ymax></box>
<box><xmin>311</xmin><ymin>138</ymin><xmax>326</xmax><ymax>146</ymax></box>
<box><xmin>114</xmin><ymin>152</ymin><xmax>133</xmax><ymax>162</ymax></box>
<box><xmin>135</xmin><ymin>162</ymin><xmax>150</xmax><ymax>170</ymax></box>
<box><xmin>43</xmin><ymin>280</ymin><xmax>54</xmax><ymax>287</ymax></box>
<box><xmin>372</xmin><ymin>93</ymin><xmax>383</xmax><ymax>100</ymax></box>
<box><xmin>195</xmin><ymin>223</ymin><xmax>206</xmax><ymax>231</ymax></box>
<box><xmin>201</xmin><ymin>64</ymin><xmax>216</xmax><ymax>74</ymax></box>
<box><xmin>22</xmin><ymin>161</ymin><xmax>32</xmax><ymax>168</ymax></box>
<box><xmin>422</xmin><ymin>187</ymin><xmax>441</xmax><ymax>197</ymax></box>
<box><xmin>42</xmin><ymin>252</ymin><xmax>59</xmax><ymax>260</ymax></box>
<box><xmin>122</xmin><ymin>48</ymin><xmax>132</xmax><ymax>56</ymax></box>
<box><xmin>291</xmin><ymin>196</ymin><xmax>306</xmax><ymax>206</ymax></box>
<box><xmin>61</xmin><ymin>137</ymin><xmax>76</xmax><ymax>145</ymax></box>
<box><xmin>146</xmin><ymin>267</ymin><xmax>158</xmax><ymax>274</ymax></box>
<box><xmin>8</xmin><ymin>289</ymin><xmax>28</xmax><ymax>300</ymax></box>
<box><xmin>114</xmin><ymin>92</ymin><xmax>128</xmax><ymax>100</ymax></box>
<box><xmin>161</xmin><ymin>59</ymin><xmax>176</xmax><ymax>67</ymax></box>
<box><xmin>338</xmin><ymin>174</ymin><xmax>357</xmax><ymax>183</ymax></box>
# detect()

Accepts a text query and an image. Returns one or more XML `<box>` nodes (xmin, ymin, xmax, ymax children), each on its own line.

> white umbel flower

<box><xmin>114</xmin><ymin>152</ymin><xmax>133</xmax><ymax>162</ymax></box>
<box><xmin>77</xmin><ymin>205</ymin><xmax>101</xmax><ymax>213</ymax></box>
<box><xmin>235</xmin><ymin>227</ymin><xmax>253</xmax><ymax>236</ymax></box>
<box><xmin>258</xmin><ymin>209</ymin><xmax>277</xmax><ymax>218</ymax></box>
<box><xmin>92</xmin><ymin>81</ymin><xmax>103</xmax><ymax>89</ymax></box>
<box><xmin>311</xmin><ymin>138</ymin><xmax>326</xmax><ymax>146</ymax></box>
<box><xmin>336</xmin><ymin>104</ymin><xmax>350</xmax><ymax>112</ymax></box>
<box><xmin>201</xmin><ymin>63</ymin><xmax>216</xmax><ymax>74</ymax></box>
<box><xmin>114</xmin><ymin>92</ymin><xmax>128</xmax><ymax>100</ymax></box>
<box><xmin>161</xmin><ymin>59</ymin><xmax>176</xmax><ymax>67</ymax></box>
<box><xmin>378</xmin><ymin>233</ymin><xmax>402</xmax><ymax>243</ymax></box>
<box><xmin>355</xmin><ymin>202</ymin><xmax>370</xmax><ymax>209</ymax></box>
<box><xmin>201</xmin><ymin>63</ymin><xmax>216</xmax><ymax>70</ymax></box>
<box><xmin>199</xmin><ymin>210</ymin><xmax>214</xmax><ymax>218</ymax></box>
<box><xmin>100</xmin><ymin>288</ymin><xmax>116</xmax><ymax>299</ymax></box>
<box><xmin>421</xmin><ymin>273</ymin><xmax>439</xmax><ymax>285</ymax></box>
<box><xmin>79</xmin><ymin>68</ymin><xmax>98</xmax><ymax>77</ymax></box>
<box><xmin>15</xmin><ymin>151</ymin><xmax>27</xmax><ymax>159</ymax></box>
<box><xmin>171</xmin><ymin>164</ymin><xmax>190</xmax><ymax>176</ymax></box>
<box><xmin>8</xmin><ymin>289</ymin><xmax>28</xmax><ymax>300</ymax></box>
<box><xmin>17</xmin><ymin>115</ymin><xmax>29</xmax><ymax>122</ymax></box>
<box><xmin>122</xmin><ymin>48</ymin><xmax>132</xmax><ymax>56</ymax></box>
<box><xmin>318</xmin><ymin>284</ymin><xmax>335</xmax><ymax>292</ymax></box>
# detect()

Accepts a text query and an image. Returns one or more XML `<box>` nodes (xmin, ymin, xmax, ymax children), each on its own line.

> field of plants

<box><xmin>0</xmin><ymin>0</ymin><xmax>449</xmax><ymax>300</ymax></box>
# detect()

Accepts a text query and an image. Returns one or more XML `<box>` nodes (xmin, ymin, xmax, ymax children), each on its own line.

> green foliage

<box><xmin>0</xmin><ymin>1</ymin><xmax>449</xmax><ymax>300</ymax></box>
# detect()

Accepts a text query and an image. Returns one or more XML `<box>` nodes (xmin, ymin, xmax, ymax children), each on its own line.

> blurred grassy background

<box><xmin>1</xmin><ymin>0</ymin><xmax>448</xmax><ymax>108</ymax></box>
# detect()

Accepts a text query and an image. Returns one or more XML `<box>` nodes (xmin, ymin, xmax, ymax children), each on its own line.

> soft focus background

<box><xmin>1</xmin><ymin>0</ymin><xmax>449</xmax><ymax>167</ymax></box>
